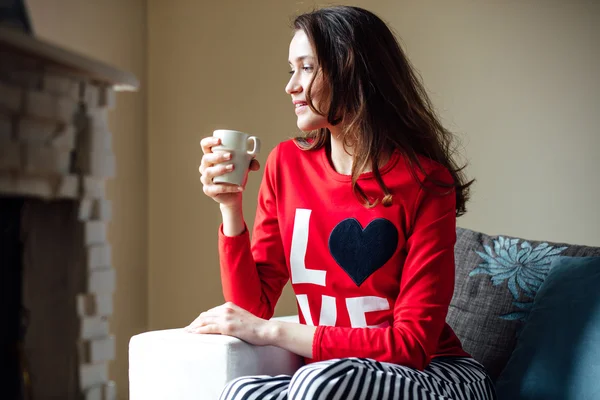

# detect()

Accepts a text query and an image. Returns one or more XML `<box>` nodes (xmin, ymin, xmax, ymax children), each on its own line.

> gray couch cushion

<box><xmin>447</xmin><ymin>227</ymin><xmax>600</xmax><ymax>381</ymax></box>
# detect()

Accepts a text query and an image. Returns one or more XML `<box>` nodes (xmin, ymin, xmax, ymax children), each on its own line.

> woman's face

<box><xmin>285</xmin><ymin>30</ymin><xmax>330</xmax><ymax>132</ymax></box>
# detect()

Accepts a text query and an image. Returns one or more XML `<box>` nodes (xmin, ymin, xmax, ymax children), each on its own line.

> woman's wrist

<box><xmin>261</xmin><ymin>320</ymin><xmax>282</xmax><ymax>345</ymax></box>
<box><xmin>220</xmin><ymin>203</ymin><xmax>245</xmax><ymax>236</ymax></box>
<box><xmin>260</xmin><ymin>320</ymin><xmax>316</xmax><ymax>358</ymax></box>
<box><xmin>219</xmin><ymin>202</ymin><xmax>242</xmax><ymax>213</ymax></box>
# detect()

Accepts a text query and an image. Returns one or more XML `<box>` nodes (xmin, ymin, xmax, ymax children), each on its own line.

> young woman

<box><xmin>189</xmin><ymin>5</ymin><xmax>497</xmax><ymax>400</ymax></box>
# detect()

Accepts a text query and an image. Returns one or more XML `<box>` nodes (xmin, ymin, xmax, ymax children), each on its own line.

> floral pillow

<box><xmin>446</xmin><ymin>227</ymin><xmax>600</xmax><ymax>381</ymax></box>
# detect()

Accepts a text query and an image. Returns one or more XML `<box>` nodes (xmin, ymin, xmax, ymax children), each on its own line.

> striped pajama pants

<box><xmin>219</xmin><ymin>357</ymin><xmax>497</xmax><ymax>400</ymax></box>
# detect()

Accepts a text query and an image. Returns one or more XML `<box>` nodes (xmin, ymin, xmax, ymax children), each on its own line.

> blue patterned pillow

<box><xmin>495</xmin><ymin>256</ymin><xmax>600</xmax><ymax>399</ymax></box>
<box><xmin>447</xmin><ymin>228</ymin><xmax>600</xmax><ymax>381</ymax></box>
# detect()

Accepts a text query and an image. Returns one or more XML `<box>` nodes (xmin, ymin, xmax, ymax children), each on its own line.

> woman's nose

<box><xmin>285</xmin><ymin>75</ymin><xmax>302</xmax><ymax>95</ymax></box>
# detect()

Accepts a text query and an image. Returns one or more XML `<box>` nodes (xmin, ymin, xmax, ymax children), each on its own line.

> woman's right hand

<box><xmin>198</xmin><ymin>136</ymin><xmax>260</xmax><ymax>209</ymax></box>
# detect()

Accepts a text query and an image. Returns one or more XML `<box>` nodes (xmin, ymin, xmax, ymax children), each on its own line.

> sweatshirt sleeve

<box><xmin>218</xmin><ymin>145</ymin><xmax>289</xmax><ymax>319</ymax></box>
<box><xmin>312</xmin><ymin>167</ymin><xmax>457</xmax><ymax>370</ymax></box>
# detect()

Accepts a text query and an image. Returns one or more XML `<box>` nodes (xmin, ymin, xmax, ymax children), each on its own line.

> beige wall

<box><xmin>148</xmin><ymin>0</ymin><xmax>600</xmax><ymax>334</ymax></box>
<box><xmin>26</xmin><ymin>0</ymin><xmax>148</xmax><ymax>398</ymax></box>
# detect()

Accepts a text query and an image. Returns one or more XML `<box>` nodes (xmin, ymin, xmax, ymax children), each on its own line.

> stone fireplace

<box><xmin>0</xmin><ymin>23</ymin><xmax>138</xmax><ymax>399</ymax></box>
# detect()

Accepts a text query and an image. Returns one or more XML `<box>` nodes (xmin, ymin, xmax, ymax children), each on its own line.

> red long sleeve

<box><xmin>218</xmin><ymin>140</ymin><xmax>468</xmax><ymax>368</ymax></box>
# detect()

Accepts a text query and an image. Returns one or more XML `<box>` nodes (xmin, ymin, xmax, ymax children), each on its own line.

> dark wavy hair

<box><xmin>292</xmin><ymin>6</ymin><xmax>474</xmax><ymax>216</ymax></box>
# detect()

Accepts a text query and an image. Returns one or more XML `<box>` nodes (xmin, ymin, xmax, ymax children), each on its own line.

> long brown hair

<box><xmin>293</xmin><ymin>6</ymin><xmax>473</xmax><ymax>216</ymax></box>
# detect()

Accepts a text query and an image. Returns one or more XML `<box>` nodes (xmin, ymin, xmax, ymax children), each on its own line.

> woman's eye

<box><xmin>288</xmin><ymin>66</ymin><xmax>313</xmax><ymax>74</ymax></box>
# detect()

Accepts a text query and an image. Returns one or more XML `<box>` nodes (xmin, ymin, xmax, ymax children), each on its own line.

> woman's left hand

<box><xmin>184</xmin><ymin>302</ymin><xmax>275</xmax><ymax>346</ymax></box>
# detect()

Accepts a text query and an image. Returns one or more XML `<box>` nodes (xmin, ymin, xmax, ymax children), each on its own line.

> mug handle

<box><xmin>247</xmin><ymin>136</ymin><xmax>261</xmax><ymax>156</ymax></box>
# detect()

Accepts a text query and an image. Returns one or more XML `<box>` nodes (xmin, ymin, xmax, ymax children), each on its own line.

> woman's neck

<box><xmin>327</xmin><ymin>129</ymin><xmax>389</xmax><ymax>176</ymax></box>
<box><xmin>329</xmin><ymin>133</ymin><xmax>354</xmax><ymax>175</ymax></box>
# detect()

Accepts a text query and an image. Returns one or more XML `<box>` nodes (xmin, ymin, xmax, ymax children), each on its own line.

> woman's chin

<box><xmin>296</xmin><ymin>118</ymin><xmax>327</xmax><ymax>132</ymax></box>
<box><xmin>296</xmin><ymin>123</ymin><xmax>312</xmax><ymax>132</ymax></box>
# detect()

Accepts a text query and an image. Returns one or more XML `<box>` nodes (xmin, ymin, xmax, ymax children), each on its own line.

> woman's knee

<box><xmin>219</xmin><ymin>376</ymin><xmax>266</xmax><ymax>400</ymax></box>
<box><xmin>289</xmin><ymin>358</ymin><xmax>361</xmax><ymax>400</ymax></box>
<box><xmin>220</xmin><ymin>375</ymin><xmax>292</xmax><ymax>400</ymax></box>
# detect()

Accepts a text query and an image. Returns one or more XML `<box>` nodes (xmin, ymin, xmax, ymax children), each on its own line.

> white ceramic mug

<box><xmin>211</xmin><ymin>129</ymin><xmax>261</xmax><ymax>186</ymax></box>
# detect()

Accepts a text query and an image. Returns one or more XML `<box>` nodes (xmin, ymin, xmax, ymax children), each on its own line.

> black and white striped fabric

<box><xmin>219</xmin><ymin>357</ymin><xmax>497</xmax><ymax>400</ymax></box>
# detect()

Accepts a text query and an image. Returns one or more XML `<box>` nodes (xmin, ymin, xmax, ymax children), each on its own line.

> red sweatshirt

<box><xmin>218</xmin><ymin>139</ymin><xmax>469</xmax><ymax>370</ymax></box>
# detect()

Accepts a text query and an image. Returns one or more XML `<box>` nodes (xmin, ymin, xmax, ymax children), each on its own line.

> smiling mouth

<box><xmin>295</xmin><ymin>104</ymin><xmax>308</xmax><ymax>114</ymax></box>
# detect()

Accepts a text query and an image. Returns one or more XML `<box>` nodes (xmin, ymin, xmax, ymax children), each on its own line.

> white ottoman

<box><xmin>129</xmin><ymin>316</ymin><xmax>303</xmax><ymax>399</ymax></box>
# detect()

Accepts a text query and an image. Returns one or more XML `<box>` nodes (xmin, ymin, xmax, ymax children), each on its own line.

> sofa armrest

<box><xmin>129</xmin><ymin>315</ymin><xmax>303</xmax><ymax>400</ymax></box>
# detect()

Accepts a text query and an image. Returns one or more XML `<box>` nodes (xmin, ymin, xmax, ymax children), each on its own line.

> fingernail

<box><xmin>237</xmin><ymin>186</ymin><xmax>244</xmax><ymax>191</ymax></box>
<box><xmin>224</xmin><ymin>152</ymin><xmax>231</xmax><ymax>160</ymax></box>
<box><xmin>226</xmin><ymin>164</ymin><xmax>234</xmax><ymax>171</ymax></box>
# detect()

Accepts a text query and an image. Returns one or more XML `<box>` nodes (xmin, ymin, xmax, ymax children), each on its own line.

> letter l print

<box><xmin>290</xmin><ymin>208</ymin><xmax>326</xmax><ymax>286</ymax></box>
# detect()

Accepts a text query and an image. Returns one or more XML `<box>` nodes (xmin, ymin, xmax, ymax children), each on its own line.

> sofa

<box><xmin>129</xmin><ymin>227</ymin><xmax>600</xmax><ymax>399</ymax></box>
